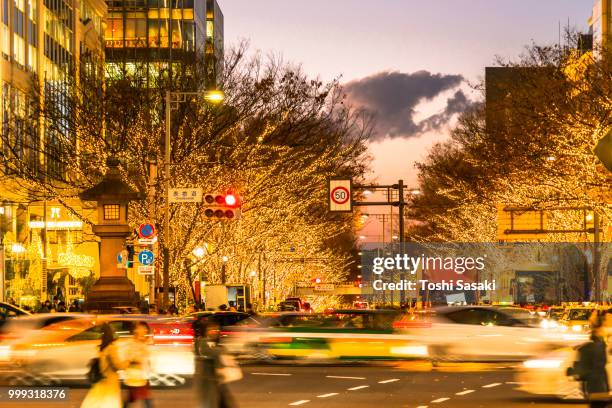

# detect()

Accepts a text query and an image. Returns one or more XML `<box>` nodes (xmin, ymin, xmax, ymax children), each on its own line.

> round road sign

<box><xmin>139</xmin><ymin>249</ymin><xmax>154</xmax><ymax>265</ymax></box>
<box><xmin>139</xmin><ymin>223</ymin><xmax>155</xmax><ymax>239</ymax></box>
<box><xmin>330</xmin><ymin>186</ymin><xmax>350</xmax><ymax>205</ymax></box>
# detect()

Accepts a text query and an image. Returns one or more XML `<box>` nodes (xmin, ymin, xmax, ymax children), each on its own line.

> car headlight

<box><xmin>390</xmin><ymin>345</ymin><xmax>428</xmax><ymax>356</ymax></box>
<box><xmin>523</xmin><ymin>359</ymin><xmax>563</xmax><ymax>369</ymax></box>
<box><xmin>0</xmin><ymin>345</ymin><xmax>12</xmax><ymax>361</ymax></box>
<box><xmin>572</xmin><ymin>325</ymin><xmax>583</xmax><ymax>332</ymax></box>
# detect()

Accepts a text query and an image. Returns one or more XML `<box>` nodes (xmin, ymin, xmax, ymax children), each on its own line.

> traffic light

<box><xmin>203</xmin><ymin>193</ymin><xmax>241</xmax><ymax>219</ymax></box>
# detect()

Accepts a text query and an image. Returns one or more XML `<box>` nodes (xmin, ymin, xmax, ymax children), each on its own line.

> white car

<box><xmin>410</xmin><ymin>306</ymin><xmax>586</xmax><ymax>362</ymax></box>
<box><xmin>0</xmin><ymin>315</ymin><xmax>195</xmax><ymax>387</ymax></box>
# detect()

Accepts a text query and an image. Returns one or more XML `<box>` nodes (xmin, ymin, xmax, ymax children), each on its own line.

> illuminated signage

<box><xmin>28</xmin><ymin>221</ymin><xmax>84</xmax><ymax>229</ymax></box>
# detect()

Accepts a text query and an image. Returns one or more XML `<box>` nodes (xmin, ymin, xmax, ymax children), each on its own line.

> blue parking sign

<box><xmin>138</xmin><ymin>249</ymin><xmax>154</xmax><ymax>265</ymax></box>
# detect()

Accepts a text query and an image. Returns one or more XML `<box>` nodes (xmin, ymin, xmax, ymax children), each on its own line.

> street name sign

<box><xmin>138</xmin><ymin>249</ymin><xmax>154</xmax><ymax>265</ymax></box>
<box><xmin>169</xmin><ymin>188</ymin><xmax>203</xmax><ymax>203</ymax></box>
<box><xmin>328</xmin><ymin>178</ymin><xmax>352</xmax><ymax>212</ymax></box>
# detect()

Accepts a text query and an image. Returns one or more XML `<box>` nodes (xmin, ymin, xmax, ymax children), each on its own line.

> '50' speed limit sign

<box><xmin>328</xmin><ymin>179</ymin><xmax>352</xmax><ymax>212</ymax></box>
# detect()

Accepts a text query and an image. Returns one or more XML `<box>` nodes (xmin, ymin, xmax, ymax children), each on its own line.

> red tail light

<box><xmin>151</xmin><ymin>322</ymin><xmax>194</xmax><ymax>345</ymax></box>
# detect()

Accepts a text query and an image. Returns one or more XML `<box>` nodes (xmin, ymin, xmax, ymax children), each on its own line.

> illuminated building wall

<box><xmin>0</xmin><ymin>0</ymin><xmax>106</xmax><ymax>305</ymax></box>
<box><xmin>104</xmin><ymin>0</ymin><xmax>223</xmax><ymax>87</ymax></box>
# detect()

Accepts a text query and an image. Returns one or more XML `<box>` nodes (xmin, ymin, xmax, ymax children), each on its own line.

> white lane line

<box><xmin>505</xmin><ymin>381</ymin><xmax>526</xmax><ymax>385</ymax></box>
<box><xmin>416</xmin><ymin>406</ymin><xmax>429</xmax><ymax>408</ymax></box>
<box><xmin>378</xmin><ymin>378</ymin><xmax>400</xmax><ymax>384</ymax></box>
<box><xmin>455</xmin><ymin>390</ymin><xmax>475</xmax><ymax>396</ymax></box>
<box><xmin>317</xmin><ymin>393</ymin><xmax>339</xmax><ymax>398</ymax></box>
<box><xmin>431</xmin><ymin>397</ymin><xmax>450</xmax><ymax>403</ymax></box>
<box><xmin>482</xmin><ymin>382</ymin><xmax>502</xmax><ymax>388</ymax></box>
<box><xmin>252</xmin><ymin>372</ymin><xmax>292</xmax><ymax>376</ymax></box>
<box><xmin>326</xmin><ymin>375</ymin><xmax>366</xmax><ymax>380</ymax></box>
<box><xmin>289</xmin><ymin>400</ymin><xmax>310</xmax><ymax>406</ymax></box>
<box><xmin>347</xmin><ymin>385</ymin><xmax>369</xmax><ymax>391</ymax></box>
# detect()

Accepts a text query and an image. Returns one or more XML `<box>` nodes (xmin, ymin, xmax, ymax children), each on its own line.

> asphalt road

<box><xmin>2</xmin><ymin>363</ymin><xmax>588</xmax><ymax>408</ymax></box>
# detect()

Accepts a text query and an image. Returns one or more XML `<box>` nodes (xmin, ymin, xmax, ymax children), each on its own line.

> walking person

<box><xmin>195</xmin><ymin>320</ymin><xmax>241</xmax><ymax>408</ymax></box>
<box><xmin>124</xmin><ymin>321</ymin><xmax>153</xmax><ymax>408</ymax></box>
<box><xmin>570</xmin><ymin>314</ymin><xmax>610</xmax><ymax>408</ymax></box>
<box><xmin>81</xmin><ymin>323</ymin><xmax>129</xmax><ymax>408</ymax></box>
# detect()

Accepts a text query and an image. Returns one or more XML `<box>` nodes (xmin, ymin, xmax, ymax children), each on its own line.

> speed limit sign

<box><xmin>328</xmin><ymin>178</ymin><xmax>352</xmax><ymax>212</ymax></box>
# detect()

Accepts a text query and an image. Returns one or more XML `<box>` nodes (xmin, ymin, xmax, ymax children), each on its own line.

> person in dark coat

<box><xmin>195</xmin><ymin>320</ymin><xmax>239</xmax><ymax>408</ymax></box>
<box><xmin>572</xmin><ymin>315</ymin><xmax>609</xmax><ymax>408</ymax></box>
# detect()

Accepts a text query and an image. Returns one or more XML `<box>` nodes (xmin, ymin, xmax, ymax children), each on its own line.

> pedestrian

<box><xmin>39</xmin><ymin>300</ymin><xmax>51</xmax><ymax>313</ymax></box>
<box><xmin>195</xmin><ymin>321</ymin><xmax>241</xmax><ymax>408</ymax></box>
<box><xmin>218</xmin><ymin>304</ymin><xmax>228</xmax><ymax>312</ymax></box>
<box><xmin>168</xmin><ymin>304</ymin><xmax>179</xmax><ymax>315</ymax></box>
<box><xmin>81</xmin><ymin>323</ymin><xmax>129</xmax><ymax>408</ymax></box>
<box><xmin>245</xmin><ymin>303</ymin><xmax>255</xmax><ymax>316</ymax></box>
<box><xmin>124</xmin><ymin>321</ymin><xmax>153</xmax><ymax>408</ymax></box>
<box><xmin>569</xmin><ymin>313</ymin><xmax>610</xmax><ymax>408</ymax></box>
<box><xmin>57</xmin><ymin>301</ymin><xmax>67</xmax><ymax>312</ymax></box>
<box><xmin>69</xmin><ymin>299</ymin><xmax>81</xmax><ymax>312</ymax></box>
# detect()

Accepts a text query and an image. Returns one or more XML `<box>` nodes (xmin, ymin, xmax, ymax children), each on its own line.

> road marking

<box><xmin>326</xmin><ymin>375</ymin><xmax>366</xmax><ymax>380</ymax></box>
<box><xmin>378</xmin><ymin>378</ymin><xmax>400</xmax><ymax>384</ymax></box>
<box><xmin>252</xmin><ymin>372</ymin><xmax>292</xmax><ymax>376</ymax></box>
<box><xmin>505</xmin><ymin>381</ymin><xmax>526</xmax><ymax>385</ymax></box>
<box><xmin>347</xmin><ymin>385</ymin><xmax>369</xmax><ymax>391</ymax></box>
<box><xmin>482</xmin><ymin>383</ymin><xmax>502</xmax><ymax>388</ymax></box>
<box><xmin>431</xmin><ymin>397</ymin><xmax>450</xmax><ymax>403</ymax></box>
<box><xmin>455</xmin><ymin>390</ymin><xmax>475</xmax><ymax>396</ymax></box>
<box><xmin>317</xmin><ymin>393</ymin><xmax>339</xmax><ymax>398</ymax></box>
<box><xmin>289</xmin><ymin>400</ymin><xmax>310</xmax><ymax>406</ymax></box>
<box><xmin>416</xmin><ymin>406</ymin><xmax>429</xmax><ymax>408</ymax></box>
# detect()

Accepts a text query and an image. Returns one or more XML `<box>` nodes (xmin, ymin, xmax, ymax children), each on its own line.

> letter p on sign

<box><xmin>329</xmin><ymin>178</ymin><xmax>352</xmax><ymax>212</ymax></box>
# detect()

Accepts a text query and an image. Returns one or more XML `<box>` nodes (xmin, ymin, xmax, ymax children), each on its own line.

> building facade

<box><xmin>0</xmin><ymin>0</ymin><xmax>106</xmax><ymax>307</ymax></box>
<box><xmin>590</xmin><ymin>0</ymin><xmax>612</xmax><ymax>50</ymax></box>
<box><xmin>104</xmin><ymin>0</ymin><xmax>223</xmax><ymax>87</ymax></box>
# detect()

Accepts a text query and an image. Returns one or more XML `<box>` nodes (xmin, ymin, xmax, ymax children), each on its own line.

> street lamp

<box><xmin>192</xmin><ymin>246</ymin><xmax>206</xmax><ymax>258</ymax></box>
<box><xmin>163</xmin><ymin>89</ymin><xmax>224</xmax><ymax>308</ymax></box>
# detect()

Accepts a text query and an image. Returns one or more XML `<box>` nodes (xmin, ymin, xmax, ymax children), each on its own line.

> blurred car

<box><xmin>185</xmin><ymin>311</ymin><xmax>250</xmax><ymax>338</ymax></box>
<box><xmin>0</xmin><ymin>315</ymin><xmax>194</xmax><ymax>387</ymax></box>
<box><xmin>559</xmin><ymin>307</ymin><xmax>595</xmax><ymax>333</ymax></box>
<box><xmin>412</xmin><ymin>306</ymin><xmax>585</xmax><ymax>362</ymax></box>
<box><xmin>516</xmin><ymin>345</ymin><xmax>604</xmax><ymax>400</ymax></box>
<box><xmin>0</xmin><ymin>313</ymin><xmax>92</xmax><ymax>343</ymax></box>
<box><xmin>223</xmin><ymin>309</ymin><xmax>428</xmax><ymax>361</ymax></box>
<box><xmin>0</xmin><ymin>302</ymin><xmax>30</xmax><ymax>331</ymax></box>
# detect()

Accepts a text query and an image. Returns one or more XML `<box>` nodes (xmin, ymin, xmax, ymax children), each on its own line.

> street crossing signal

<box><xmin>203</xmin><ymin>193</ymin><xmax>241</xmax><ymax>219</ymax></box>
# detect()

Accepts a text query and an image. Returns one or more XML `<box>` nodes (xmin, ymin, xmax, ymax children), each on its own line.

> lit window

<box><xmin>103</xmin><ymin>204</ymin><xmax>120</xmax><ymax>220</ymax></box>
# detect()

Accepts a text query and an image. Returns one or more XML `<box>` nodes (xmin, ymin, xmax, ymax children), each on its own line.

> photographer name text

<box><xmin>372</xmin><ymin>279</ymin><xmax>496</xmax><ymax>291</ymax></box>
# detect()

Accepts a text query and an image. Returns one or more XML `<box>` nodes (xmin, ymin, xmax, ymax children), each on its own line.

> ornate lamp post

<box><xmin>79</xmin><ymin>157</ymin><xmax>144</xmax><ymax>312</ymax></box>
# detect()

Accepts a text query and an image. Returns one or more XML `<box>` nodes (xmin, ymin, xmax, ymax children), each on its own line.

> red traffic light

<box><xmin>225</xmin><ymin>194</ymin><xmax>237</xmax><ymax>206</ymax></box>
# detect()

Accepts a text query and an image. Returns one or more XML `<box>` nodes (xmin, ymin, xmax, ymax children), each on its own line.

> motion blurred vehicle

<box><xmin>413</xmin><ymin>306</ymin><xmax>585</xmax><ymax>362</ymax></box>
<box><xmin>186</xmin><ymin>310</ymin><xmax>250</xmax><ymax>326</ymax></box>
<box><xmin>0</xmin><ymin>303</ymin><xmax>30</xmax><ymax>331</ymax></box>
<box><xmin>559</xmin><ymin>307</ymin><xmax>595</xmax><ymax>333</ymax></box>
<box><xmin>0</xmin><ymin>313</ymin><xmax>91</xmax><ymax>343</ymax></box>
<box><xmin>516</xmin><ymin>346</ymin><xmax>605</xmax><ymax>400</ymax></box>
<box><xmin>222</xmin><ymin>309</ymin><xmax>427</xmax><ymax>361</ymax></box>
<box><xmin>0</xmin><ymin>315</ymin><xmax>194</xmax><ymax>387</ymax></box>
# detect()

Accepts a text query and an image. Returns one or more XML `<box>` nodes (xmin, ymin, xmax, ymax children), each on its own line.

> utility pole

<box><xmin>163</xmin><ymin>90</ymin><xmax>171</xmax><ymax>309</ymax></box>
